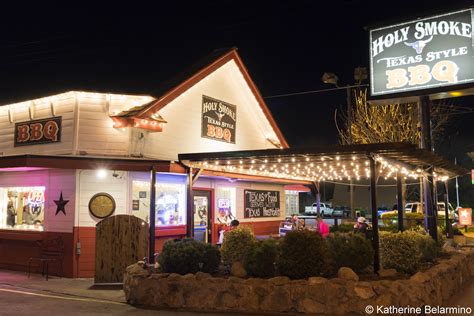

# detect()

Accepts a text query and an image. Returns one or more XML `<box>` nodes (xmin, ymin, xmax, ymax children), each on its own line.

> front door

<box><xmin>193</xmin><ymin>189</ymin><xmax>213</xmax><ymax>243</ymax></box>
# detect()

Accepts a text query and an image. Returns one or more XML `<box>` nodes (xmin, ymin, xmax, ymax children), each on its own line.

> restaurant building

<box><xmin>0</xmin><ymin>48</ymin><xmax>310</xmax><ymax>278</ymax></box>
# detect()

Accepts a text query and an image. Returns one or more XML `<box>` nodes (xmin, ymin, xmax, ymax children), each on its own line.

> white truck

<box><xmin>304</xmin><ymin>203</ymin><xmax>334</xmax><ymax>216</ymax></box>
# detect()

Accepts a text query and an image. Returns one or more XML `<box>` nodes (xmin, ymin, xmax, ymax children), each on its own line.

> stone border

<box><xmin>124</xmin><ymin>250</ymin><xmax>474</xmax><ymax>314</ymax></box>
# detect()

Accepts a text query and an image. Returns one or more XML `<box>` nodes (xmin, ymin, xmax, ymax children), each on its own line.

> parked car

<box><xmin>333</xmin><ymin>206</ymin><xmax>351</xmax><ymax>217</ymax></box>
<box><xmin>304</xmin><ymin>203</ymin><xmax>334</xmax><ymax>217</ymax></box>
<box><xmin>377</xmin><ymin>206</ymin><xmax>391</xmax><ymax>218</ymax></box>
<box><xmin>404</xmin><ymin>202</ymin><xmax>458</xmax><ymax>220</ymax></box>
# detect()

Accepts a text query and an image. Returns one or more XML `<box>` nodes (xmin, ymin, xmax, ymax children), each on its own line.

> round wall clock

<box><xmin>88</xmin><ymin>193</ymin><xmax>116</xmax><ymax>218</ymax></box>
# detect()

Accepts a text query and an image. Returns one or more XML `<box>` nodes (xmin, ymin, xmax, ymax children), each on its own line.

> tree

<box><xmin>336</xmin><ymin>89</ymin><xmax>453</xmax><ymax>146</ymax></box>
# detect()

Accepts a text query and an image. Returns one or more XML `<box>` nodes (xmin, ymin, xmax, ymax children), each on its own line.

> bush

<box><xmin>244</xmin><ymin>238</ymin><xmax>279</xmax><ymax>278</ymax></box>
<box><xmin>330</xmin><ymin>223</ymin><xmax>355</xmax><ymax>233</ymax></box>
<box><xmin>158</xmin><ymin>238</ymin><xmax>220</xmax><ymax>274</ymax></box>
<box><xmin>221</xmin><ymin>227</ymin><xmax>255</xmax><ymax>264</ymax></box>
<box><xmin>380</xmin><ymin>231</ymin><xmax>419</xmax><ymax>274</ymax></box>
<box><xmin>277</xmin><ymin>230</ymin><xmax>329</xmax><ymax>279</ymax></box>
<box><xmin>380</xmin><ymin>230</ymin><xmax>439</xmax><ymax>274</ymax></box>
<box><xmin>326</xmin><ymin>232</ymin><xmax>373</xmax><ymax>274</ymax></box>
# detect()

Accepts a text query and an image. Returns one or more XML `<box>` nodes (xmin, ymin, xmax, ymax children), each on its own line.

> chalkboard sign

<box><xmin>244</xmin><ymin>189</ymin><xmax>280</xmax><ymax>218</ymax></box>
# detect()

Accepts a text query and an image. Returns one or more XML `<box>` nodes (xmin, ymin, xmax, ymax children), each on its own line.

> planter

<box><xmin>124</xmin><ymin>250</ymin><xmax>474</xmax><ymax>315</ymax></box>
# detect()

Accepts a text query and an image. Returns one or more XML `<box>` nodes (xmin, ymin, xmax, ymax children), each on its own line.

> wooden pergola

<box><xmin>179</xmin><ymin>142</ymin><xmax>468</xmax><ymax>273</ymax></box>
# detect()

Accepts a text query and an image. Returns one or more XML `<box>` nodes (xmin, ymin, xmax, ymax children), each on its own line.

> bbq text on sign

<box><xmin>14</xmin><ymin>117</ymin><xmax>62</xmax><ymax>147</ymax></box>
<box><xmin>369</xmin><ymin>9</ymin><xmax>474</xmax><ymax>96</ymax></box>
<box><xmin>244</xmin><ymin>189</ymin><xmax>280</xmax><ymax>218</ymax></box>
<box><xmin>201</xmin><ymin>95</ymin><xmax>236</xmax><ymax>144</ymax></box>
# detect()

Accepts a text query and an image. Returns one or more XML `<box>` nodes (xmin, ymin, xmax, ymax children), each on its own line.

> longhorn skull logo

<box><xmin>215</xmin><ymin>110</ymin><xmax>225</xmax><ymax>121</ymax></box>
<box><xmin>404</xmin><ymin>36</ymin><xmax>433</xmax><ymax>54</ymax></box>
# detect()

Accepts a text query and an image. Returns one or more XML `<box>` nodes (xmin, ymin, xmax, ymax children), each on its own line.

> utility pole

<box><xmin>455</xmin><ymin>157</ymin><xmax>460</xmax><ymax>208</ymax></box>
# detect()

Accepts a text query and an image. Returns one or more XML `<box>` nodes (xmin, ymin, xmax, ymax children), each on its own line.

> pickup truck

<box><xmin>304</xmin><ymin>203</ymin><xmax>334</xmax><ymax>217</ymax></box>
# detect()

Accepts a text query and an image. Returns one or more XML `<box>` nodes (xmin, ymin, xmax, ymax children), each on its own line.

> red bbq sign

<box><xmin>14</xmin><ymin>117</ymin><xmax>62</xmax><ymax>147</ymax></box>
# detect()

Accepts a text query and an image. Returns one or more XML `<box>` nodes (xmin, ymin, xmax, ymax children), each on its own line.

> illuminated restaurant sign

<box><xmin>14</xmin><ymin>117</ymin><xmax>62</xmax><ymax>147</ymax></box>
<box><xmin>369</xmin><ymin>9</ymin><xmax>474</xmax><ymax>96</ymax></box>
<box><xmin>201</xmin><ymin>95</ymin><xmax>236</xmax><ymax>144</ymax></box>
<box><xmin>244</xmin><ymin>189</ymin><xmax>280</xmax><ymax>218</ymax></box>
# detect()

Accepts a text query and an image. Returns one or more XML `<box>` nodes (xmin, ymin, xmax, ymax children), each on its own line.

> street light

<box><xmin>322</xmin><ymin>67</ymin><xmax>368</xmax><ymax>217</ymax></box>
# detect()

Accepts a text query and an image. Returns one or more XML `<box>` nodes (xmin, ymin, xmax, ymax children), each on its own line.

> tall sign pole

<box><xmin>419</xmin><ymin>96</ymin><xmax>437</xmax><ymax>241</ymax></box>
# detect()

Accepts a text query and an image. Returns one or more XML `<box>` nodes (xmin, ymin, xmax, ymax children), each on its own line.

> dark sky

<box><xmin>0</xmin><ymin>1</ymin><xmax>473</xmax><ymax>154</ymax></box>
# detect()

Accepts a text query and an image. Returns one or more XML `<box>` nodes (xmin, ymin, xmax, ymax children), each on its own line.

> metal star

<box><xmin>54</xmin><ymin>192</ymin><xmax>69</xmax><ymax>215</ymax></box>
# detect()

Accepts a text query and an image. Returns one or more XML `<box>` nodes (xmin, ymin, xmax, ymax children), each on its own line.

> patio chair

<box><xmin>28</xmin><ymin>236</ymin><xmax>64</xmax><ymax>280</ymax></box>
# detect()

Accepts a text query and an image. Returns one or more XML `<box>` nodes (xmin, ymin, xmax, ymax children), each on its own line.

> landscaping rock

<box><xmin>378</xmin><ymin>268</ymin><xmax>397</xmax><ymax>278</ymax></box>
<box><xmin>297</xmin><ymin>298</ymin><xmax>326</xmax><ymax>314</ymax></box>
<box><xmin>308</xmin><ymin>276</ymin><xmax>328</xmax><ymax>285</ymax></box>
<box><xmin>231</xmin><ymin>261</ymin><xmax>247</xmax><ymax>278</ymax></box>
<box><xmin>125</xmin><ymin>263</ymin><xmax>150</xmax><ymax>278</ymax></box>
<box><xmin>337</xmin><ymin>267</ymin><xmax>359</xmax><ymax>281</ymax></box>
<box><xmin>410</xmin><ymin>272</ymin><xmax>430</xmax><ymax>283</ymax></box>
<box><xmin>268</xmin><ymin>276</ymin><xmax>290</xmax><ymax>286</ymax></box>
<box><xmin>354</xmin><ymin>285</ymin><xmax>376</xmax><ymax>299</ymax></box>
<box><xmin>195</xmin><ymin>272</ymin><xmax>211</xmax><ymax>280</ymax></box>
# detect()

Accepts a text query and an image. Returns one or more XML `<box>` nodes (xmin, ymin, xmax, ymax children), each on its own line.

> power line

<box><xmin>263</xmin><ymin>84</ymin><xmax>369</xmax><ymax>99</ymax></box>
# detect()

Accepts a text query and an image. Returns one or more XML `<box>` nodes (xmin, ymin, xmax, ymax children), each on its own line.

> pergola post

<box><xmin>314</xmin><ymin>181</ymin><xmax>321</xmax><ymax>217</ymax></box>
<box><xmin>149</xmin><ymin>166</ymin><xmax>156</xmax><ymax>263</ymax></box>
<box><xmin>186</xmin><ymin>167</ymin><xmax>194</xmax><ymax>238</ymax></box>
<box><xmin>396</xmin><ymin>173</ymin><xmax>404</xmax><ymax>232</ymax></box>
<box><xmin>369</xmin><ymin>155</ymin><xmax>380</xmax><ymax>273</ymax></box>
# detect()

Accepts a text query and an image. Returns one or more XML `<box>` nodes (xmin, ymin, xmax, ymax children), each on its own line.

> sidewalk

<box><xmin>0</xmin><ymin>269</ymin><xmax>125</xmax><ymax>303</ymax></box>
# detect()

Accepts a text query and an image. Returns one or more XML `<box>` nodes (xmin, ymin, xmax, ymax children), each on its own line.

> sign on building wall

<box><xmin>201</xmin><ymin>95</ymin><xmax>236</xmax><ymax>144</ymax></box>
<box><xmin>369</xmin><ymin>9</ymin><xmax>474</xmax><ymax>96</ymax></box>
<box><xmin>14</xmin><ymin>117</ymin><xmax>62</xmax><ymax>147</ymax></box>
<box><xmin>244</xmin><ymin>189</ymin><xmax>280</xmax><ymax>218</ymax></box>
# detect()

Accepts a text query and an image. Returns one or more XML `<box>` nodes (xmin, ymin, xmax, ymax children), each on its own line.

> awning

<box><xmin>0</xmin><ymin>154</ymin><xmax>185</xmax><ymax>173</ymax></box>
<box><xmin>179</xmin><ymin>142</ymin><xmax>468</xmax><ymax>183</ymax></box>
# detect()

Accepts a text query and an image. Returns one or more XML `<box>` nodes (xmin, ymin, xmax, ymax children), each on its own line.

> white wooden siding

<box><xmin>142</xmin><ymin>60</ymin><xmax>281</xmax><ymax>161</ymax></box>
<box><xmin>75</xmin><ymin>169</ymin><xmax>129</xmax><ymax>227</ymax></box>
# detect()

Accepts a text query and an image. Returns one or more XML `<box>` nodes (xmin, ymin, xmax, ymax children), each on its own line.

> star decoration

<box><xmin>54</xmin><ymin>192</ymin><xmax>69</xmax><ymax>216</ymax></box>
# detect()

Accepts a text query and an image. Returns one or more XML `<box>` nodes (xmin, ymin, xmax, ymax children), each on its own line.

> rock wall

<box><xmin>123</xmin><ymin>250</ymin><xmax>474</xmax><ymax>314</ymax></box>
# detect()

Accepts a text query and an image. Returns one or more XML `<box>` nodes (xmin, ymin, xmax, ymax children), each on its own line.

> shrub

<box><xmin>326</xmin><ymin>232</ymin><xmax>373</xmax><ymax>274</ymax></box>
<box><xmin>380</xmin><ymin>231</ymin><xmax>419</xmax><ymax>274</ymax></box>
<box><xmin>220</xmin><ymin>227</ymin><xmax>255</xmax><ymax>264</ymax></box>
<box><xmin>380</xmin><ymin>230</ymin><xmax>439</xmax><ymax>274</ymax></box>
<box><xmin>158</xmin><ymin>238</ymin><xmax>220</xmax><ymax>274</ymax></box>
<box><xmin>244</xmin><ymin>238</ymin><xmax>279</xmax><ymax>278</ymax></box>
<box><xmin>381</xmin><ymin>212</ymin><xmax>426</xmax><ymax>230</ymax></box>
<box><xmin>330</xmin><ymin>223</ymin><xmax>355</xmax><ymax>233</ymax></box>
<box><xmin>277</xmin><ymin>230</ymin><xmax>329</xmax><ymax>279</ymax></box>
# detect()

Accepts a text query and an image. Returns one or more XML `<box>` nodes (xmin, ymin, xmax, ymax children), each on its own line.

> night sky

<box><xmin>0</xmin><ymin>1</ymin><xmax>473</xmax><ymax>154</ymax></box>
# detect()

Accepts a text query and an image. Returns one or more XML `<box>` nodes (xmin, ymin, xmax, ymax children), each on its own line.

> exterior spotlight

<box><xmin>97</xmin><ymin>169</ymin><xmax>107</xmax><ymax>179</ymax></box>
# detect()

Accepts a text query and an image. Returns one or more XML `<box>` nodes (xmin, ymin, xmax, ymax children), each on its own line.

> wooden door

<box><xmin>94</xmin><ymin>215</ymin><xmax>148</xmax><ymax>284</ymax></box>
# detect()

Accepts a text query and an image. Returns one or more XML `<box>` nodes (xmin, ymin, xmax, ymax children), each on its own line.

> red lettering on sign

<box><xmin>223</xmin><ymin>129</ymin><xmax>231</xmax><ymax>142</ymax></box>
<box><xmin>207</xmin><ymin>124</ymin><xmax>215</xmax><ymax>137</ymax></box>
<box><xmin>43</xmin><ymin>121</ymin><xmax>59</xmax><ymax>141</ymax></box>
<box><xmin>215</xmin><ymin>126</ymin><xmax>223</xmax><ymax>139</ymax></box>
<box><xmin>17</xmin><ymin>125</ymin><xmax>30</xmax><ymax>143</ymax></box>
<box><xmin>30</xmin><ymin>123</ymin><xmax>44</xmax><ymax>141</ymax></box>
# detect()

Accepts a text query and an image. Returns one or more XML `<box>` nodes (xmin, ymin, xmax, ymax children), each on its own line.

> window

<box><xmin>215</xmin><ymin>187</ymin><xmax>236</xmax><ymax>224</ymax></box>
<box><xmin>132</xmin><ymin>180</ymin><xmax>186</xmax><ymax>226</ymax></box>
<box><xmin>285</xmin><ymin>190</ymin><xmax>299</xmax><ymax>216</ymax></box>
<box><xmin>0</xmin><ymin>186</ymin><xmax>45</xmax><ymax>231</ymax></box>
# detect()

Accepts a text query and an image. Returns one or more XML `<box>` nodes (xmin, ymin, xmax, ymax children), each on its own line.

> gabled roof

<box><xmin>118</xmin><ymin>48</ymin><xmax>289</xmax><ymax>149</ymax></box>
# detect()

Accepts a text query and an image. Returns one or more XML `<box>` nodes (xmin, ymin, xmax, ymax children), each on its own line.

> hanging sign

<box><xmin>369</xmin><ymin>9</ymin><xmax>474</xmax><ymax>96</ymax></box>
<box><xmin>244</xmin><ymin>189</ymin><xmax>280</xmax><ymax>218</ymax></box>
<box><xmin>201</xmin><ymin>95</ymin><xmax>236</xmax><ymax>144</ymax></box>
<box><xmin>14</xmin><ymin>117</ymin><xmax>62</xmax><ymax>147</ymax></box>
